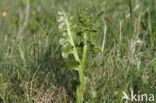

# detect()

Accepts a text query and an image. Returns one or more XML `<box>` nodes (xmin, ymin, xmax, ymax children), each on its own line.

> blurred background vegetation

<box><xmin>0</xmin><ymin>0</ymin><xmax>156</xmax><ymax>103</ymax></box>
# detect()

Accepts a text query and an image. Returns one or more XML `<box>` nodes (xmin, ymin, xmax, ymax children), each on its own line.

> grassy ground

<box><xmin>0</xmin><ymin>0</ymin><xmax>156</xmax><ymax>103</ymax></box>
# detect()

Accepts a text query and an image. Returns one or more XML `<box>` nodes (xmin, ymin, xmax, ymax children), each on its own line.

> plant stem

<box><xmin>76</xmin><ymin>65</ymin><xmax>84</xmax><ymax>103</ymax></box>
<box><xmin>76</xmin><ymin>33</ymin><xmax>87</xmax><ymax>103</ymax></box>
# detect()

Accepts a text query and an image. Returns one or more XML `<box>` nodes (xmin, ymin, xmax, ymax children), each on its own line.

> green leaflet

<box><xmin>64</xmin><ymin>54</ymin><xmax>80</xmax><ymax>70</ymax></box>
<box><xmin>87</xmin><ymin>41</ymin><xmax>102</xmax><ymax>53</ymax></box>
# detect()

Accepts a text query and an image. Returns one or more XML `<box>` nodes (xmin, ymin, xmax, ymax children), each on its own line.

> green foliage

<box><xmin>58</xmin><ymin>9</ymin><xmax>100</xmax><ymax>103</ymax></box>
<box><xmin>58</xmin><ymin>10</ymin><xmax>100</xmax><ymax>70</ymax></box>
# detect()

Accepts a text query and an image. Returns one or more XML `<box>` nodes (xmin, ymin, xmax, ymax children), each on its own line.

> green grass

<box><xmin>0</xmin><ymin>0</ymin><xmax>156</xmax><ymax>103</ymax></box>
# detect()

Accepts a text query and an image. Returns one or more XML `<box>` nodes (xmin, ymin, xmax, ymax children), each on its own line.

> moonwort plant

<box><xmin>57</xmin><ymin>9</ymin><xmax>100</xmax><ymax>103</ymax></box>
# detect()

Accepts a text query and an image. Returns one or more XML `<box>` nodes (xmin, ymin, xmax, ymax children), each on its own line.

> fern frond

<box><xmin>58</xmin><ymin>10</ymin><xmax>80</xmax><ymax>70</ymax></box>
